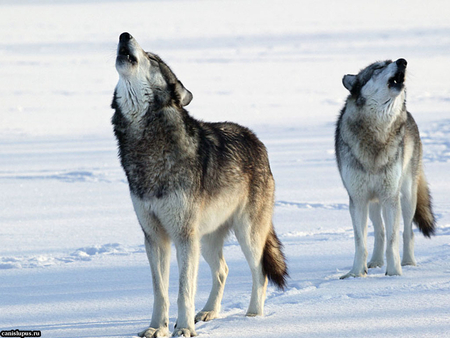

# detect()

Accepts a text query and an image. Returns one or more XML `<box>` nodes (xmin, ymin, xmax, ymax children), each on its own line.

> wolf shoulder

<box><xmin>199</xmin><ymin>120</ymin><xmax>270</xmax><ymax>161</ymax></box>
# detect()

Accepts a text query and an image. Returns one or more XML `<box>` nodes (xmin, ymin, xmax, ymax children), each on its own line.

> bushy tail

<box><xmin>262</xmin><ymin>225</ymin><xmax>288</xmax><ymax>290</ymax></box>
<box><xmin>413</xmin><ymin>170</ymin><xmax>436</xmax><ymax>238</ymax></box>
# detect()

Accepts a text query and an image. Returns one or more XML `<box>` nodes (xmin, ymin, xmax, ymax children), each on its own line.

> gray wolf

<box><xmin>111</xmin><ymin>32</ymin><xmax>287</xmax><ymax>337</ymax></box>
<box><xmin>335</xmin><ymin>58</ymin><xmax>435</xmax><ymax>279</ymax></box>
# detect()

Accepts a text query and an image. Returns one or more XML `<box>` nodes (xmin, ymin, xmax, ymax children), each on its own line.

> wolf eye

<box><xmin>147</xmin><ymin>55</ymin><xmax>158</xmax><ymax>63</ymax></box>
<box><xmin>373</xmin><ymin>65</ymin><xmax>385</xmax><ymax>72</ymax></box>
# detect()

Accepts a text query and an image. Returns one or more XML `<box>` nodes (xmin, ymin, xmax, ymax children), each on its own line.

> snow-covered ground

<box><xmin>1</xmin><ymin>1</ymin><xmax>450</xmax><ymax>337</ymax></box>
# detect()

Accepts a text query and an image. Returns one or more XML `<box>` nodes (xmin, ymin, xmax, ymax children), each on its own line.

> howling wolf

<box><xmin>111</xmin><ymin>32</ymin><xmax>287</xmax><ymax>337</ymax></box>
<box><xmin>335</xmin><ymin>58</ymin><xmax>435</xmax><ymax>279</ymax></box>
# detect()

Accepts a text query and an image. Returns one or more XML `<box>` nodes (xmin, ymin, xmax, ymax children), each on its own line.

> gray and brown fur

<box><xmin>111</xmin><ymin>33</ymin><xmax>287</xmax><ymax>338</ymax></box>
<box><xmin>335</xmin><ymin>58</ymin><xmax>435</xmax><ymax>279</ymax></box>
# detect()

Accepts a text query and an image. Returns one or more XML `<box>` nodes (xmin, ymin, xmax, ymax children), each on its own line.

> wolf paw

<box><xmin>138</xmin><ymin>327</ymin><xmax>169</xmax><ymax>338</ymax></box>
<box><xmin>401</xmin><ymin>259</ymin><xmax>417</xmax><ymax>266</ymax></box>
<box><xmin>368</xmin><ymin>260</ymin><xmax>384</xmax><ymax>268</ymax></box>
<box><xmin>385</xmin><ymin>265</ymin><xmax>402</xmax><ymax>276</ymax></box>
<box><xmin>340</xmin><ymin>269</ymin><xmax>367</xmax><ymax>279</ymax></box>
<box><xmin>172</xmin><ymin>328</ymin><xmax>197</xmax><ymax>337</ymax></box>
<box><xmin>195</xmin><ymin>310</ymin><xmax>218</xmax><ymax>323</ymax></box>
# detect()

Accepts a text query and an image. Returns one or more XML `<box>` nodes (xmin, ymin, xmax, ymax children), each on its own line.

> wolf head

<box><xmin>114</xmin><ymin>32</ymin><xmax>192</xmax><ymax>114</ymax></box>
<box><xmin>342</xmin><ymin>59</ymin><xmax>407</xmax><ymax>110</ymax></box>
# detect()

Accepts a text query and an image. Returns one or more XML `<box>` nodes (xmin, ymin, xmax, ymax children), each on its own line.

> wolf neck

<box><xmin>366</xmin><ymin>94</ymin><xmax>405</xmax><ymax>121</ymax></box>
<box><xmin>116</xmin><ymin>77</ymin><xmax>153</xmax><ymax>122</ymax></box>
<box><xmin>114</xmin><ymin>78</ymin><xmax>193</xmax><ymax>151</ymax></box>
<box><xmin>354</xmin><ymin>93</ymin><xmax>406</xmax><ymax>131</ymax></box>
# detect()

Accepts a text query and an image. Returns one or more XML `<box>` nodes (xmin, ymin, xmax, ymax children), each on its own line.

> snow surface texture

<box><xmin>1</xmin><ymin>1</ymin><xmax>450</xmax><ymax>337</ymax></box>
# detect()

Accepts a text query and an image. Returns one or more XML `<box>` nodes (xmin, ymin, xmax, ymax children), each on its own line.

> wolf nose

<box><xmin>396</xmin><ymin>58</ymin><xmax>407</xmax><ymax>69</ymax></box>
<box><xmin>119</xmin><ymin>32</ymin><xmax>133</xmax><ymax>42</ymax></box>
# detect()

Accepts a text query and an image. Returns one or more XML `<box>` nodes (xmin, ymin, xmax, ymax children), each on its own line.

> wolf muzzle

<box><xmin>117</xmin><ymin>32</ymin><xmax>137</xmax><ymax>65</ymax></box>
<box><xmin>389</xmin><ymin>58</ymin><xmax>407</xmax><ymax>89</ymax></box>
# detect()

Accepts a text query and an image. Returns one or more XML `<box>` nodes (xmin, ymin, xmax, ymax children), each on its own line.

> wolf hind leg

<box><xmin>401</xmin><ymin>176</ymin><xmax>417</xmax><ymax>266</ymax></box>
<box><xmin>341</xmin><ymin>198</ymin><xmax>369</xmax><ymax>279</ymax></box>
<box><xmin>368</xmin><ymin>202</ymin><xmax>385</xmax><ymax>268</ymax></box>
<box><xmin>195</xmin><ymin>225</ymin><xmax>230</xmax><ymax>323</ymax></box>
<box><xmin>234</xmin><ymin>216</ymin><xmax>270</xmax><ymax>317</ymax></box>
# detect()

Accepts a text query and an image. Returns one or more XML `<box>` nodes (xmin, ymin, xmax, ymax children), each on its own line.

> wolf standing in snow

<box><xmin>335</xmin><ymin>59</ymin><xmax>435</xmax><ymax>279</ymax></box>
<box><xmin>111</xmin><ymin>33</ymin><xmax>287</xmax><ymax>337</ymax></box>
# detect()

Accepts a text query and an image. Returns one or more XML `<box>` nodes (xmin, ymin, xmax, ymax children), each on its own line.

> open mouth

<box><xmin>388</xmin><ymin>71</ymin><xmax>405</xmax><ymax>90</ymax></box>
<box><xmin>117</xmin><ymin>45</ymin><xmax>137</xmax><ymax>64</ymax></box>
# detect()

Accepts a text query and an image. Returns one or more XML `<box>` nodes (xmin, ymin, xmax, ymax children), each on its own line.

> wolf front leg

<box><xmin>138</xmin><ymin>231</ymin><xmax>171</xmax><ymax>338</ymax></box>
<box><xmin>173</xmin><ymin>234</ymin><xmax>200</xmax><ymax>337</ymax></box>
<box><xmin>341</xmin><ymin>198</ymin><xmax>369</xmax><ymax>279</ymax></box>
<box><xmin>131</xmin><ymin>195</ymin><xmax>172</xmax><ymax>338</ymax></box>
<box><xmin>368</xmin><ymin>202</ymin><xmax>385</xmax><ymax>268</ymax></box>
<box><xmin>383</xmin><ymin>197</ymin><xmax>403</xmax><ymax>276</ymax></box>
<box><xmin>401</xmin><ymin>176</ymin><xmax>418</xmax><ymax>266</ymax></box>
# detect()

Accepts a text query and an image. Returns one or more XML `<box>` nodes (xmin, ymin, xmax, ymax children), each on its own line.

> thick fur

<box><xmin>111</xmin><ymin>33</ymin><xmax>287</xmax><ymax>337</ymax></box>
<box><xmin>414</xmin><ymin>170</ymin><xmax>436</xmax><ymax>237</ymax></box>
<box><xmin>335</xmin><ymin>59</ymin><xmax>435</xmax><ymax>279</ymax></box>
<box><xmin>262</xmin><ymin>226</ymin><xmax>288</xmax><ymax>287</ymax></box>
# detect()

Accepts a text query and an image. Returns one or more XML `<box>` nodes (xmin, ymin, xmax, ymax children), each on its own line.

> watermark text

<box><xmin>1</xmin><ymin>330</ymin><xmax>41</xmax><ymax>338</ymax></box>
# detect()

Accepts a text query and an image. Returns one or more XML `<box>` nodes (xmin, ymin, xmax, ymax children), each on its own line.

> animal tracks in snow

<box><xmin>0</xmin><ymin>243</ymin><xmax>145</xmax><ymax>270</ymax></box>
<box><xmin>0</xmin><ymin>169</ymin><xmax>125</xmax><ymax>183</ymax></box>
<box><xmin>276</xmin><ymin>200</ymin><xmax>348</xmax><ymax>211</ymax></box>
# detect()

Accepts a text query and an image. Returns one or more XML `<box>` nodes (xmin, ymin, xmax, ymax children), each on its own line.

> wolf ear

<box><xmin>176</xmin><ymin>81</ymin><xmax>193</xmax><ymax>106</ymax></box>
<box><xmin>342</xmin><ymin>75</ymin><xmax>357</xmax><ymax>92</ymax></box>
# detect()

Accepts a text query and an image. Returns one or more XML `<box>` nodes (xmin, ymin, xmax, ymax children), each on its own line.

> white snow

<box><xmin>1</xmin><ymin>1</ymin><xmax>450</xmax><ymax>337</ymax></box>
